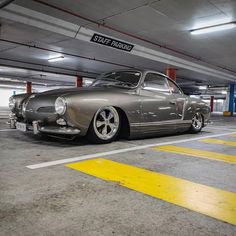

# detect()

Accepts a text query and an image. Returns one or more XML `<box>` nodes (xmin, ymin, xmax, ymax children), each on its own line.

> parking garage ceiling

<box><xmin>0</xmin><ymin>0</ymin><xmax>236</xmax><ymax>91</ymax></box>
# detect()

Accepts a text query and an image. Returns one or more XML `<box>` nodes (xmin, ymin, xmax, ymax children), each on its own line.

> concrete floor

<box><xmin>0</xmin><ymin>114</ymin><xmax>236</xmax><ymax>236</ymax></box>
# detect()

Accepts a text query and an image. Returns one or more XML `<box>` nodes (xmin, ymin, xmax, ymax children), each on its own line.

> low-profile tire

<box><xmin>87</xmin><ymin>106</ymin><xmax>120</xmax><ymax>144</ymax></box>
<box><xmin>189</xmin><ymin>112</ymin><xmax>203</xmax><ymax>133</ymax></box>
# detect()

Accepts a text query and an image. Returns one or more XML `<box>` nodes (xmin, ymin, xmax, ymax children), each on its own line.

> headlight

<box><xmin>22</xmin><ymin>102</ymin><xmax>27</xmax><ymax>117</ymax></box>
<box><xmin>9</xmin><ymin>96</ymin><xmax>16</xmax><ymax>111</ymax></box>
<box><xmin>22</xmin><ymin>94</ymin><xmax>35</xmax><ymax>117</ymax></box>
<box><xmin>55</xmin><ymin>97</ymin><xmax>67</xmax><ymax>115</ymax></box>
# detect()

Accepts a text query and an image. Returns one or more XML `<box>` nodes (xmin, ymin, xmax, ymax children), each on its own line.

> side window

<box><xmin>143</xmin><ymin>73</ymin><xmax>169</xmax><ymax>93</ymax></box>
<box><xmin>167</xmin><ymin>79</ymin><xmax>182</xmax><ymax>94</ymax></box>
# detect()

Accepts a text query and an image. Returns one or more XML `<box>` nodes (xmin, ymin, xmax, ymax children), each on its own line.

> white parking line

<box><xmin>26</xmin><ymin>131</ymin><xmax>236</xmax><ymax>169</ymax></box>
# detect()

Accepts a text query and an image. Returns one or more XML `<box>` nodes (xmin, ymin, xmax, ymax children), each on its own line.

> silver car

<box><xmin>9</xmin><ymin>70</ymin><xmax>210</xmax><ymax>143</ymax></box>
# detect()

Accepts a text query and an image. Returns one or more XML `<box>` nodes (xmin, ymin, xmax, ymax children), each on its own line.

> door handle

<box><xmin>169</xmin><ymin>100</ymin><xmax>176</xmax><ymax>105</ymax></box>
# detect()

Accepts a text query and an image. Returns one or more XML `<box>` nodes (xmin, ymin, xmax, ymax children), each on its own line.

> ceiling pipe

<box><xmin>0</xmin><ymin>74</ymin><xmax>76</xmax><ymax>86</ymax></box>
<box><xmin>33</xmin><ymin>0</ymin><xmax>236</xmax><ymax>75</ymax></box>
<box><xmin>0</xmin><ymin>38</ymin><xmax>135</xmax><ymax>70</ymax></box>
<box><xmin>0</xmin><ymin>56</ymin><xmax>99</xmax><ymax>77</ymax></box>
<box><xmin>1</xmin><ymin>38</ymin><xmax>213</xmax><ymax>78</ymax></box>
<box><xmin>0</xmin><ymin>73</ymin><xmax>74</xmax><ymax>85</ymax></box>
<box><xmin>0</xmin><ymin>63</ymin><xmax>91</xmax><ymax>78</ymax></box>
<box><xmin>0</xmin><ymin>0</ymin><xmax>14</xmax><ymax>9</ymax></box>
<box><xmin>0</xmin><ymin>80</ymin><xmax>70</xmax><ymax>87</ymax></box>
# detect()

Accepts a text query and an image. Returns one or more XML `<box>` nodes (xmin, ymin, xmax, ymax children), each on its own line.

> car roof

<box><xmin>104</xmin><ymin>69</ymin><xmax>168</xmax><ymax>78</ymax></box>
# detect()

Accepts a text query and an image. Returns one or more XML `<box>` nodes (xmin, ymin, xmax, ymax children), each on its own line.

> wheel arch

<box><xmin>114</xmin><ymin>106</ymin><xmax>131</xmax><ymax>139</ymax></box>
<box><xmin>86</xmin><ymin>105</ymin><xmax>131</xmax><ymax>139</ymax></box>
<box><xmin>189</xmin><ymin>111</ymin><xmax>204</xmax><ymax>133</ymax></box>
<box><xmin>201</xmin><ymin>113</ymin><xmax>205</xmax><ymax>127</ymax></box>
<box><xmin>85</xmin><ymin>105</ymin><xmax>130</xmax><ymax>143</ymax></box>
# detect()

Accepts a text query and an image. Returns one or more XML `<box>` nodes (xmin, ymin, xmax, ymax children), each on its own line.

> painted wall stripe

<box><xmin>26</xmin><ymin>131</ymin><xmax>236</xmax><ymax>169</ymax></box>
<box><xmin>153</xmin><ymin>145</ymin><xmax>236</xmax><ymax>164</ymax></box>
<box><xmin>66</xmin><ymin>158</ymin><xmax>236</xmax><ymax>225</ymax></box>
<box><xmin>200</xmin><ymin>138</ymin><xmax>236</xmax><ymax>147</ymax></box>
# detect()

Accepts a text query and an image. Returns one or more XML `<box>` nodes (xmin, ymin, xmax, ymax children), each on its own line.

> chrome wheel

<box><xmin>192</xmin><ymin>112</ymin><xmax>203</xmax><ymax>130</ymax></box>
<box><xmin>93</xmin><ymin>106</ymin><xmax>120</xmax><ymax>141</ymax></box>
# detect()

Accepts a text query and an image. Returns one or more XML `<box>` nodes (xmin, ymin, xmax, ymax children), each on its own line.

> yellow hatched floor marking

<box><xmin>153</xmin><ymin>145</ymin><xmax>236</xmax><ymax>164</ymax></box>
<box><xmin>199</xmin><ymin>138</ymin><xmax>236</xmax><ymax>147</ymax></box>
<box><xmin>66</xmin><ymin>158</ymin><xmax>236</xmax><ymax>225</ymax></box>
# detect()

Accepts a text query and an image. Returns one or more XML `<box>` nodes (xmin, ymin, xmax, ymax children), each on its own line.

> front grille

<box><xmin>37</xmin><ymin>106</ymin><xmax>55</xmax><ymax>113</ymax></box>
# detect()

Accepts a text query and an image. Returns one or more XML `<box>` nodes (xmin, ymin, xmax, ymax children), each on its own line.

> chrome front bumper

<box><xmin>10</xmin><ymin>119</ymin><xmax>81</xmax><ymax>136</ymax></box>
<box><xmin>39</xmin><ymin>125</ymin><xmax>81</xmax><ymax>135</ymax></box>
<box><xmin>9</xmin><ymin>112</ymin><xmax>17</xmax><ymax>129</ymax></box>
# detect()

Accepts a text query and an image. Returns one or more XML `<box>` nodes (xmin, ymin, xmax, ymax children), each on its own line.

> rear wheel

<box><xmin>189</xmin><ymin>112</ymin><xmax>203</xmax><ymax>133</ymax></box>
<box><xmin>88</xmin><ymin>106</ymin><xmax>120</xmax><ymax>144</ymax></box>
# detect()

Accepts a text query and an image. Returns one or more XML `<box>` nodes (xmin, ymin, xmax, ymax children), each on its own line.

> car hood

<box><xmin>24</xmin><ymin>86</ymin><xmax>134</xmax><ymax>122</ymax></box>
<box><xmin>37</xmin><ymin>86</ymin><xmax>132</xmax><ymax>98</ymax></box>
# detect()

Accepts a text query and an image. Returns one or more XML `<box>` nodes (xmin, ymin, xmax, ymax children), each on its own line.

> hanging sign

<box><xmin>90</xmin><ymin>33</ymin><xmax>134</xmax><ymax>52</ymax></box>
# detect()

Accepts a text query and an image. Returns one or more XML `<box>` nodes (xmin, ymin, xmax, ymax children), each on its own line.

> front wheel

<box><xmin>87</xmin><ymin>106</ymin><xmax>120</xmax><ymax>144</ymax></box>
<box><xmin>189</xmin><ymin>112</ymin><xmax>203</xmax><ymax>133</ymax></box>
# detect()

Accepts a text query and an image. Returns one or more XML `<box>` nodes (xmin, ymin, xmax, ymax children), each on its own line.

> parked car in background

<box><xmin>9</xmin><ymin>70</ymin><xmax>210</xmax><ymax>143</ymax></box>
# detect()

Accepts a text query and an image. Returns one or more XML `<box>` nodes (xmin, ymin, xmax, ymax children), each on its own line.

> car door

<box><xmin>167</xmin><ymin>78</ymin><xmax>186</xmax><ymax>120</ymax></box>
<box><xmin>138</xmin><ymin>73</ymin><xmax>178</xmax><ymax>132</ymax></box>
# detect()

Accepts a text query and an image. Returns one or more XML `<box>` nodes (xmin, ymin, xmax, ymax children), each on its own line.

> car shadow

<box><xmin>9</xmin><ymin>129</ymin><xmax>213</xmax><ymax>148</ymax></box>
<box><xmin>127</xmin><ymin>129</ymin><xmax>212</xmax><ymax>142</ymax></box>
<box><xmin>12</xmin><ymin>132</ymin><xmax>89</xmax><ymax>147</ymax></box>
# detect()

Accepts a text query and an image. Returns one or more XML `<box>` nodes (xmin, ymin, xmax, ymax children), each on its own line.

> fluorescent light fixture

<box><xmin>190</xmin><ymin>22</ymin><xmax>236</xmax><ymax>35</ymax></box>
<box><xmin>221</xmin><ymin>91</ymin><xmax>227</xmax><ymax>95</ymax></box>
<box><xmin>190</xmin><ymin>95</ymin><xmax>199</xmax><ymax>98</ymax></box>
<box><xmin>199</xmin><ymin>85</ymin><xmax>207</xmax><ymax>90</ymax></box>
<box><xmin>48</xmin><ymin>56</ymin><xmax>64</xmax><ymax>62</ymax></box>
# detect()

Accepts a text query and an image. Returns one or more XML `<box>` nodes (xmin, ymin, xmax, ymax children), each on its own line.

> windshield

<box><xmin>91</xmin><ymin>71</ymin><xmax>141</xmax><ymax>88</ymax></box>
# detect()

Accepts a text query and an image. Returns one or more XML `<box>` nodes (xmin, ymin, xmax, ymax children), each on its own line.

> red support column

<box><xmin>26</xmin><ymin>81</ymin><xmax>32</xmax><ymax>93</ymax></box>
<box><xmin>166</xmin><ymin>68</ymin><xmax>176</xmax><ymax>81</ymax></box>
<box><xmin>76</xmin><ymin>75</ymin><xmax>83</xmax><ymax>87</ymax></box>
<box><xmin>210</xmin><ymin>96</ymin><xmax>214</xmax><ymax>112</ymax></box>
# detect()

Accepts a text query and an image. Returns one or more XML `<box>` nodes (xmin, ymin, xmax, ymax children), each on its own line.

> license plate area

<box><xmin>16</xmin><ymin>122</ymin><xmax>27</xmax><ymax>132</ymax></box>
